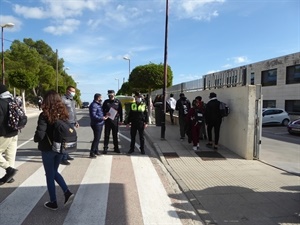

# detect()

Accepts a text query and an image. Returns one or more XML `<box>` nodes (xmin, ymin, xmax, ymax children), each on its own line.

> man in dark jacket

<box><xmin>89</xmin><ymin>93</ymin><xmax>107</xmax><ymax>158</ymax></box>
<box><xmin>205</xmin><ymin>92</ymin><xmax>222</xmax><ymax>150</ymax></box>
<box><xmin>61</xmin><ymin>85</ymin><xmax>78</xmax><ymax>165</ymax></box>
<box><xmin>175</xmin><ymin>93</ymin><xmax>191</xmax><ymax>141</ymax></box>
<box><xmin>127</xmin><ymin>92</ymin><xmax>149</xmax><ymax>154</ymax></box>
<box><xmin>102</xmin><ymin>90</ymin><xmax>123</xmax><ymax>154</ymax></box>
<box><xmin>0</xmin><ymin>84</ymin><xmax>18</xmax><ymax>185</ymax></box>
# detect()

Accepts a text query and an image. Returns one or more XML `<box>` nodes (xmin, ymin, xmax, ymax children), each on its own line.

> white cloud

<box><xmin>43</xmin><ymin>19</ymin><xmax>81</xmax><ymax>35</ymax></box>
<box><xmin>233</xmin><ymin>56</ymin><xmax>249</xmax><ymax>64</ymax></box>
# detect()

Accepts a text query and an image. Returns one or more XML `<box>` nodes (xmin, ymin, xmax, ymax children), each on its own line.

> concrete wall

<box><xmin>164</xmin><ymin>85</ymin><xmax>257</xmax><ymax>159</ymax></box>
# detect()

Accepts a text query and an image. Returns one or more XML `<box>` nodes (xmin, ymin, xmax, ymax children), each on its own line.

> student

<box><xmin>205</xmin><ymin>92</ymin><xmax>223</xmax><ymax>150</ymax></box>
<box><xmin>34</xmin><ymin>90</ymin><xmax>74</xmax><ymax>210</ymax></box>
<box><xmin>0</xmin><ymin>84</ymin><xmax>18</xmax><ymax>185</ymax></box>
<box><xmin>175</xmin><ymin>93</ymin><xmax>191</xmax><ymax>141</ymax></box>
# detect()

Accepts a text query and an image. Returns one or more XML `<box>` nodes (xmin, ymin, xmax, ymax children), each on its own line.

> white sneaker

<box><xmin>193</xmin><ymin>146</ymin><xmax>198</xmax><ymax>151</ymax></box>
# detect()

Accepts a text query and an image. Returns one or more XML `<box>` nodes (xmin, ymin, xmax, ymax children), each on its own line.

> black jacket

<box><xmin>34</xmin><ymin>113</ymin><xmax>55</xmax><ymax>151</ymax></box>
<box><xmin>205</xmin><ymin>98</ymin><xmax>222</xmax><ymax>124</ymax></box>
<box><xmin>127</xmin><ymin>102</ymin><xmax>149</xmax><ymax>125</ymax></box>
<box><xmin>102</xmin><ymin>98</ymin><xmax>123</xmax><ymax>123</ymax></box>
<box><xmin>0</xmin><ymin>98</ymin><xmax>18</xmax><ymax>137</ymax></box>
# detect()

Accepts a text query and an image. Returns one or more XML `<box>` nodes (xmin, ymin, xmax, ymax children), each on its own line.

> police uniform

<box><xmin>102</xmin><ymin>90</ymin><xmax>123</xmax><ymax>154</ymax></box>
<box><xmin>127</xmin><ymin>93</ymin><xmax>148</xmax><ymax>154</ymax></box>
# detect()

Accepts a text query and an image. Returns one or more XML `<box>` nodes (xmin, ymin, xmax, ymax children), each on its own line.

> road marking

<box><xmin>131</xmin><ymin>156</ymin><xmax>182</xmax><ymax>224</ymax></box>
<box><xmin>63</xmin><ymin>156</ymin><xmax>113</xmax><ymax>225</ymax></box>
<box><xmin>17</xmin><ymin>137</ymin><xmax>33</xmax><ymax>148</ymax></box>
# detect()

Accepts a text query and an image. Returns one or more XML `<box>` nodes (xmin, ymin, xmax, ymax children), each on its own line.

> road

<box><xmin>0</xmin><ymin>109</ymin><xmax>202</xmax><ymax>225</ymax></box>
<box><xmin>260</xmin><ymin>126</ymin><xmax>300</xmax><ymax>175</ymax></box>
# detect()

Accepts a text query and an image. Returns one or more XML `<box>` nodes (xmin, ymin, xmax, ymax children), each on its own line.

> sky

<box><xmin>1</xmin><ymin>0</ymin><xmax>300</xmax><ymax>102</ymax></box>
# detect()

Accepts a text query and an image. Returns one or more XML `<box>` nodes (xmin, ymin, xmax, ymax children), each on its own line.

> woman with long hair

<box><xmin>34</xmin><ymin>90</ymin><xmax>74</xmax><ymax>210</ymax></box>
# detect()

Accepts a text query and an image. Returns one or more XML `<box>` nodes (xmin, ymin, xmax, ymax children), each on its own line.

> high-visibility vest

<box><xmin>131</xmin><ymin>103</ymin><xmax>146</xmax><ymax>112</ymax></box>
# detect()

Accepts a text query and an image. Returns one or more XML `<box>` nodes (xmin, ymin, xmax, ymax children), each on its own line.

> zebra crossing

<box><xmin>0</xmin><ymin>143</ymin><xmax>197</xmax><ymax>225</ymax></box>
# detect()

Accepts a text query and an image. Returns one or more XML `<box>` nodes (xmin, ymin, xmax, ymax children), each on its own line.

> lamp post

<box><xmin>161</xmin><ymin>0</ymin><xmax>168</xmax><ymax>139</ymax></box>
<box><xmin>123</xmin><ymin>56</ymin><xmax>131</xmax><ymax>79</ymax></box>
<box><xmin>1</xmin><ymin>23</ymin><xmax>14</xmax><ymax>85</ymax></box>
<box><xmin>115</xmin><ymin>78</ymin><xmax>119</xmax><ymax>92</ymax></box>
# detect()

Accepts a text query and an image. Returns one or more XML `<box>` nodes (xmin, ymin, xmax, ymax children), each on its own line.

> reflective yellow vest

<box><xmin>131</xmin><ymin>103</ymin><xmax>146</xmax><ymax>112</ymax></box>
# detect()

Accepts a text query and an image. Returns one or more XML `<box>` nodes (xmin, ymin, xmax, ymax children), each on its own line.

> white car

<box><xmin>262</xmin><ymin>108</ymin><xmax>290</xmax><ymax>126</ymax></box>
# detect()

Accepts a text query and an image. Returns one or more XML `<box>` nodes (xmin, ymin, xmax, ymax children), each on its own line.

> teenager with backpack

<box><xmin>175</xmin><ymin>93</ymin><xmax>191</xmax><ymax>141</ymax></box>
<box><xmin>34</xmin><ymin>90</ymin><xmax>75</xmax><ymax>210</ymax></box>
<box><xmin>0</xmin><ymin>84</ymin><xmax>18</xmax><ymax>185</ymax></box>
<box><xmin>204</xmin><ymin>92</ymin><xmax>223</xmax><ymax>150</ymax></box>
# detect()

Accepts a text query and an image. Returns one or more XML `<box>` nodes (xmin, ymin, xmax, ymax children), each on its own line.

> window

<box><xmin>285</xmin><ymin>100</ymin><xmax>300</xmax><ymax>115</ymax></box>
<box><xmin>250</xmin><ymin>72</ymin><xmax>254</xmax><ymax>85</ymax></box>
<box><xmin>286</xmin><ymin>64</ymin><xmax>300</xmax><ymax>84</ymax></box>
<box><xmin>261</xmin><ymin>69</ymin><xmax>277</xmax><ymax>86</ymax></box>
<box><xmin>263</xmin><ymin>100</ymin><xmax>276</xmax><ymax>108</ymax></box>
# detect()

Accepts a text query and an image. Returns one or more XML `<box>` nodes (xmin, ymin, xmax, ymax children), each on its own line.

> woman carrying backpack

<box><xmin>34</xmin><ymin>90</ymin><xmax>74</xmax><ymax>210</ymax></box>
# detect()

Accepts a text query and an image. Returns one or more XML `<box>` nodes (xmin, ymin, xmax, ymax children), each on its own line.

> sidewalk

<box><xmin>145</xmin><ymin>123</ymin><xmax>300</xmax><ymax>225</ymax></box>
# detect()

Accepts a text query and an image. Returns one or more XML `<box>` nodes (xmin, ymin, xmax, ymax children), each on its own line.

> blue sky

<box><xmin>1</xmin><ymin>0</ymin><xmax>299</xmax><ymax>102</ymax></box>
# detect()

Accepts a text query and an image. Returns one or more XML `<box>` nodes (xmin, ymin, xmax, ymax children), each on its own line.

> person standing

<box><xmin>167</xmin><ymin>93</ymin><xmax>176</xmax><ymax>125</ymax></box>
<box><xmin>175</xmin><ymin>93</ymin><xmax>191</xmax><ymax>141</ymax></box>
<box><xmin>205</xmin><ymin>92</ymin><xmax>222</xmax><ymax>150</ymax></box>
<box><xmin>89</xmin><ymin>93</ymin><xmax>107</xmax><ymax>158</ymax></box>
<box><xmin>102</xmin><ymin>90</ymin><xmax>123</xmax><ymax>154</ymax></box>
<box><xmin>127</xmin><ymin>92</ymin><xmax>149</xmax><ymax>155</ymax></box>
<box><xmin>34</xmin><ymin>90</ymin><xmax>74</xmax><ymax>210</ymax></box>
<box><xmin>195</xmin><ymin>96</ymin><xmax>207</xmax><ymax>140</ymax></box>
<box><xmin>61</xmin><ymin>85</ymin><xmax>78</xmax><ymax>165</ymax></box>
<box><xmin>37</xmin><ymin>96</ymin><xmax>43</xmax><ymax>110</ymax></box>
<box><xmin>0</xmin><ymin>84</ymin><xmax>18</xmax><ymax>185</ymax></box>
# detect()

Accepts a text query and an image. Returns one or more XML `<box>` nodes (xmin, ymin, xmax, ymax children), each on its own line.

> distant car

<box><xmin>81</xmin><ymin>102</ymin><xmax>89</xmax><ymax>109</ymax></box>
<box><xmin>287</xmin><ymin>118</ymin><xmax>300</xmax><ymax>135</ymax></box>
<box><xmin>262</xmin><ymin>108</ymin><xmax>290</xmax><ymax>126</ymax></box>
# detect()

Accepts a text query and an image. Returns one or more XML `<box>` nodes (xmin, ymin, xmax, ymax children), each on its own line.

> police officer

<box><xmin>102</xmin><ymin>90</ymin><xmax>123</xmax><ymax>154</ymax></box>
<box><xmin>127</xmin><ymin>92</ymin><xmax>148</xmax><ymax>155</ymax></box>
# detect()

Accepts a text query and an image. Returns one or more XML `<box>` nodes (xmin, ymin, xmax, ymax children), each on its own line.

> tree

<box><xmin>117</xmin><ymin>82</ymin><xmax>132</xmax><ymax>95</ymax></box>
<box><xmin>129</xmin><ymin>63</ymin><xmax>173</xmax><ymax>93</ymax></box>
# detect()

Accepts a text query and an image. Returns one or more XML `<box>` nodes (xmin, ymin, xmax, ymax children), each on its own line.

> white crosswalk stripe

<box><xmin>63</xmin><ymin>156</ymin><xmax>112</xmax><ymax>225</ymax></box>
<box><xmin>0</xmin><ymin>153</ymin><xmax>184</xmax><ymax>225</ymax></box>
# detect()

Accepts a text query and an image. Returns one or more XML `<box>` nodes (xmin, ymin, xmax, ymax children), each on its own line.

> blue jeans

<box><xmin>42</xmin><ymin>150</ymin><xmax>68</xmax><ymax>202</ymax></box>
<box><xmin>91</xmin><ymin>124</ymin><xmax>103</xmax><ymax>152</ymax></box>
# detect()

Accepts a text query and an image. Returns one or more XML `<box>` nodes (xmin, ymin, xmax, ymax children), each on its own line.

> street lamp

<box><xmin>115</xmin><ymin>78</ymin><xmax>119</xmax><ymax>92</ymax></box>
<box><xmin>1</xmin><ymin>22</ymin><xmax>14</xmax><ymax>84</ymax></box>
<box><xmin>123</xmin><ymin>56</ymin><xmax>131</xmax><ymax>79</ymax></box>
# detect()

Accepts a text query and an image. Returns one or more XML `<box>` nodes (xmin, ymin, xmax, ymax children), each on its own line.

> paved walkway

<box><xmin>25</xmin><ymin>108</ymin><xmax>300</xmax><ymax>225</ymax></box>
<box><xmin>145</xmin><ymin>123</ymin><xmax>300</xmax><ymax>225</ymax></box>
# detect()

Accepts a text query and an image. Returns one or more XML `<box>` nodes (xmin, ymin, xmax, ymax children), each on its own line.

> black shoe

<box><xmin>128</xmin><ymin>149</ymin><xmax>134</xmax><ymax>154</ymax></box>
<box><xmin>90</xmin><ymin>152</ymin><xmax>97</xmax><ymax>158</ymax></box>
<box><xmin>94</xmin><ymin>151</ymin><xmax>101</xmax><ymax>155</ymax></box>
<box><xmin>102</xmin><ymin>150</ymin><xmax>107</xmax><ymax>154</ymax></box>
<box><xmin>206</xmin><ymin>143</ymin><xmax>213</xmax><ymax>148</ymax></box>
<box><xmin>44</xmin><ymin>201</ymin><xmax>58</xmax><ymax>210</ymax></box>
<box><xmin>64</xmin><ymin>190</ymin><xmax>75</xmax><ymax>206</ymax></box>
<box><xmin>114</xmin><ymin>149</ymin><xmax>121</xmax><ymax>153</ymax></box>
<box><xmin>7</xmin><ymin>178</ymin><xmax>15</xmax><ymax>183</ymax></box>
<box><xmin>0</xmin><ymin>167</ymin><xmax>17</xmax><ymax>185</ymax></box>
<box><xmin>67</xmin><ymin>156</ymin><xmax>74</xmax><ymax>160</ymax></box>
<box><xmin>140</xmin><ymin>150</ymin><xmax>145</xmax><ymax>155</ymax></box>
<box><xmin>61</xmin><ymin>160</ymin><xmax>71</xmax><ymax>165</ymax></box>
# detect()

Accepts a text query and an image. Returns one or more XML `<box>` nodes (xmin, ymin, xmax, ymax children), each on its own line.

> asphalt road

<box><xmin>260</xmin><ymin>126</ymin><xmax>300</xmax><ymax>175</ymax></box>
<box><xmin>0</xmin><ymin>109</ymin><xmax>202</xmax><ymax>225</ymax></box>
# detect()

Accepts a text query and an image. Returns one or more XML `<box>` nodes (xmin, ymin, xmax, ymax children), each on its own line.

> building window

<box><xmin>261</xmin><ymin>69</ymin><xmax>277</xmax><ymax>86</ymax></box>
<box><xmin>285</xmin><ymin>100</ymin><xmax>300</xmax><ymax>115</ymax></box>
<box><xmin>250</xmin><ymin>72</ymin><xmax>254</xmax><ymax>85</ymax></box>
<box><xmin>263</xmin><ymin>100</ymin><xmax>276</xmax><ymax>108</ymax></box>
<box><xmin>286</xmin><ymin>64</ymin><xmax>300</xmax><ymax>84</ymax></box>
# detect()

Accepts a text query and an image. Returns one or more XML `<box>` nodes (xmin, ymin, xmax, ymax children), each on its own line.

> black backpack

<box><xmin>219</xmin><ymin>101</ymin><xmax>230</xmax><ymax>117</ymax></box>
<box><xmin>7</xmin><ymin>99</ymin><xmax>28</xmax><ymax>131</ymax></box>
<box><xmin>50</xmin><ymin>120</ymin><xmax>77</xmax><ymax>154</ymax></box>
